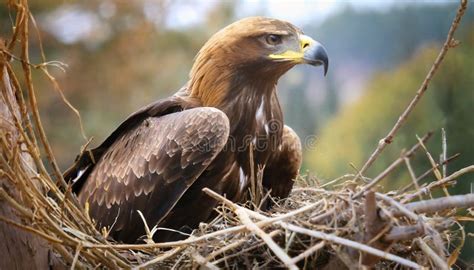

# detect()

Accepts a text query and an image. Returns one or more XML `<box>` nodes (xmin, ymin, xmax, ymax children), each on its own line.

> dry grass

<box><xmin>1</xmin><ymin>0</ymin><xmax>473</xmax><ymax>269</ymax></box>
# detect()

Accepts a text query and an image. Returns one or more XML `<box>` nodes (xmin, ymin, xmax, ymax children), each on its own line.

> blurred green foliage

<box><xmin>0</xmin><ymin>1</ymin><xmax>236</xmax><ymax>167</ymax></box>
<box><xmin>282</xmin><ymin>4</ymin><xmax>473</xmax><ymax>165</ymax></box>
<box><xmin>307</xmin><ymin>27</ymin><xmax>474</xmax><ymax>262</ymax></box>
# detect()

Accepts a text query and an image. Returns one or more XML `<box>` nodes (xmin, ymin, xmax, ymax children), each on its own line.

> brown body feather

<box><xmin>64</xmin><ymin>17</ymin><xmax>328</xmax><ymax>243</ymax></box>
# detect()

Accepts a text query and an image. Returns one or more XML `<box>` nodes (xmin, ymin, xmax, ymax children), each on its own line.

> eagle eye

<box><xmin>265</xmin><ymin>34</ymin><xmax>282</xmax><ymax>46</ymax></box>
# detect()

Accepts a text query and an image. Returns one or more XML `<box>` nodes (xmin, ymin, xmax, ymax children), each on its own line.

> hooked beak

<box><xmin>269</xmin><ymin>34</ymin><xmax>329</xmax><ymax>76</ymax></box>
<box><xmin>301</xmin><ymin>35</ymin><xmax>329</xmax><ymax>75</ymax></box>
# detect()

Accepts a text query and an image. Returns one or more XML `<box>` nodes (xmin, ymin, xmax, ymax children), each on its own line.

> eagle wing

<box><xmin>64</xmin><ymin>96</ymin><xmax>188</xmax><ymax>192</ymax></box>
<box><xmin>76</xmin><ymin>107</ymin><xmax>229</xmax><ymax>242</ymax></box>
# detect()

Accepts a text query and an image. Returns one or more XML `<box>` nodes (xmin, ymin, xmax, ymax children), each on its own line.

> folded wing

<box><xmin>78</xmin><ymin>107</ymin><xmax>229</xmax><ymax>242</ymax></box>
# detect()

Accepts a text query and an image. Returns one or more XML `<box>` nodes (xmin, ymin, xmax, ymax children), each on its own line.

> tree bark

<box><xmin>0</xmin><ymin>40</ymin><xmax>63</xmax><ymax>270</ymax></box>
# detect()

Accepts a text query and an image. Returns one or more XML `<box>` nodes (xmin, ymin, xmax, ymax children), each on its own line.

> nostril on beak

<box><xmin>302</xmin><ymin>42</ymin><xmax>310</xmax><ymax>49</ymax></box>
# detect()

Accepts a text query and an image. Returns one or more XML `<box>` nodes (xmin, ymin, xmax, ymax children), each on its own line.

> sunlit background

<box><xmin>1</xmin><ymin>0</ymin><xmax>473</xmax><ymax>262</ymax></box>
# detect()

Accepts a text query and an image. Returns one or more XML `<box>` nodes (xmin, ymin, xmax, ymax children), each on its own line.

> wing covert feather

<box><xmin>78</xmin><ymin>107</ymin><xmax>229</xmax><ymax>237</ymax></box>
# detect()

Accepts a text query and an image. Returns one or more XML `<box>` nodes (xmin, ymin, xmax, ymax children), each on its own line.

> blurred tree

<box><xmin>295</xmin><ymin>3</ymin><xmax>474</xmax><ymax>146</ymax></box>
<box><xmin>3</xmin><ymin>0</ymin><xmax>236</xmax><ymax>169</ymax></box>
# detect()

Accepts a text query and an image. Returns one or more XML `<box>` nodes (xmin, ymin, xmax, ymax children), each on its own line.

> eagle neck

<box><xmin>222</xmin><ymin>78</ymin><xmax>277</xmax><ymax>131</ymax></box>
<box><xmin>188</xmin><ymin>62</ymin><xmax>284</xmax><ymax>151</ymax></box>
<box><xmin>190</xmin><ymin>66</ymin><xmax>280</xmax><ymax>130</ymax></box>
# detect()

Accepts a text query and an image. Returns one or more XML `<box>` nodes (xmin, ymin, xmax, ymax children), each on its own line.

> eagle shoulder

<box><xmin>64</xmin><ymin>96</ymin><xmax>192</xmax><ymax>192</ymax></box>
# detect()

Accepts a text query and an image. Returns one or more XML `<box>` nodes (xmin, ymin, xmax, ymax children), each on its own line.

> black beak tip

<box><xmin>315</xmin><ymin>46</ymin><xmax>329</xmax><ymax>76</ymax></box>
<box><xmin>323</xmin><ymin>58</ymin><xmax>329</xmax><ymax>76</ymax></box>
<box><xmin>304</xmin><ymin>43</ymin><xmax>329</xmax><ymax>76</ymax></box>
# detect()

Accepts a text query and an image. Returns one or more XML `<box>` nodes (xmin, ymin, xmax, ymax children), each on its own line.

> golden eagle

<box><xmin>64</xmin><ymin>17</ymin><xmax>328</xmax><ymax>243</ymax></box>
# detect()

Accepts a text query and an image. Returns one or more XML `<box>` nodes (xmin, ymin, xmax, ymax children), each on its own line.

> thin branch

<box><xmin>396</xmin><ymin>194</ymin><xmax>474</xmax><ymax>217</ymax></box>
<box><xmin>353</xmin><ymin>132</ymin><xmax>432</xmax><ymax>199</ymax></box>
<box><xmin>235</xmin><ymin>208</ymin><xmax>298</xmax><ymax>270</ymax></box>
<box><xmin>416</xmin><ymin>238</ymin><xmax>448</xmax><ymax>270</ymax></box>
<box><xmin>281</xmin><ymin>223</ymin><xmax>421</xmax><ymax>269</ymax></box>
<box><xmin>398</xmin><ymin>153</ymin><xmax>460</xmax><ymax>194</ymax></box>
<box><xmin>404</xmin><ymin>157</ymin><xmax>423</xmax><ymax>201</ymax></box>
<box><xmin>192</xmin><ymin>252</ymin><xmax>219</xmax><ymax>270</ymax></box>
<box><xmin>205</xmin><ymin>238</ymin><xmax>246</xmax><ymax>261</ymax></box>
<box><xmin>134</xmin><ymin>247</ymin><xmax>184</xmax><ymax>269</ymax></box>
<box><xmin>384</xmin><ymin>224</ymin><xmax>424</xmax><ymax>242</ymax></box>
<box><xmin>441</xmin><ymin>128</ymin><xmax>447</xmax><ymax>178</ymax></box>
<box><xmin>351</xmin><ymin>0</ymin><xmax>468</xmax><ymax>189</ymax></box>
<box><xmin>70</xmin><ymin>242</ymin><xmax>83</xmax><ymax>270</ymax></box>
<box><xmin>19</xmin><ymin>2</ymin><xmax>65</xmax><ymax>187</ymax></box>
<box><xmin>403</xmin><ymin>165</ymin><xmax>474</xmax><ymax>203</ymax></box>
<box><xmin>289</xmin><ymin>241</ymin><xmax>325</xmax><ymax>265</ymax></box>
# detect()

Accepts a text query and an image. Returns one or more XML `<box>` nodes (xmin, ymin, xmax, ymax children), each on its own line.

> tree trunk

<box><xmin>0</xmin><ymin>41</ymin><xmax>63</xmax><ymax>270</ymax></box>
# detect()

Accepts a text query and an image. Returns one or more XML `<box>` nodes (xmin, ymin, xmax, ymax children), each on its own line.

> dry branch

<box><xmin>352</xmin><ymin>0</ymin><xmax>469</xmax><ymax>196</ymax></box>
<box><xmin>403</xmin><ymin>165</ymin><xmax>474</xmax><ymax>203</ymax></box>
<box><xmin>353</xmin><ymin>132</ymin><xmax>433</xmax><ymax>198</ymax></box>
<box><xmin>281</xmin><ymin>223</ymin><xmax>422</xmax><ymax>269</ymax></box>
<box><xmin>399</xmin><ymin>194</ymin><xmax>474</xmax><ymax>217</ymax></box>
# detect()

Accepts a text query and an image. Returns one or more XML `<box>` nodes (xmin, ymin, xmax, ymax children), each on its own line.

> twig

<box><xmin>211</xmin><ymin>230</ymin><xmax>281</xmax><ymax>266</ymax></box>
<box><xmin>353</xmin><ymin>132</ymin><xmax>432</xmax><ymax>198</ymax></box>
<box><xmin>404</xmin><ymin>157</ymin><xmax>423</xmax><ymax>201</ymax></box>
<box><xmin>205</xmin><ymin>238</ymin><xmax>247</xmax><ymax>261</ymax></box>
<box><xmin>398</xmin><ymin>153</ymin><xmax>460</xmax><ymax>194</ymax></box>
<box><xmin>403</xmin><ymin>165</ymin><xmax>474</xmax><ymax>203</ymax></box>
<box><xmin>416</xmin><ymin>238</ymin><xmax>449</xmax><ymax>270</ymax></box>
<box><xmin>0</xmin><ymin>187</ymin><xmax>33</xmax><ymax>218</ymax></box>
<box><xmin>441</xmin><ymin>128</ymin><xmax>447</xmax><ymax>178</ymax></box>
<box><xmin>377</xmin><ymin>193</ymin><xmax>448</xmax><ymax>258</ymax></box>
<box><xmin>416</xmin><ymin>135</ymin><xmax>449</xmax><ymax>197</ymax></box>
<box><xmin>289</xmin><ymin>241</ymin><xmax>325</xmax><ymax>265</ymax></box>
<box><xmin>134</xmin><ymin>246</ymin><xmax>184</xmax><ymax>269</ymax></box>
<box><xmin>204</xmin><ymin>188</ymin><xmax>298</xmax><ymax>269</ymax></box>
<box><xmin>235</xmin><ymin>208</ymin><xmax>298</xmax><ymax>270</ymax></box>
<box><xmin>192</xmin><ymin>251</ymin><xmax>219</xmax><ymax>270</ymax></box>
<box><xmin>351</xmin><ymin>0</ymin><xmax>468</xmax><ymax>191</ymax></box>
<box><xmin>310</xmin><ymin>206</ymin><xmax>336</xmax><ymax>223</ymax></box>
<box><xmin>70</xmin><ymin>242</ymin><xmax>83</xmax><ymax>270</ymax></box>
<box><xmin>384</xmin><ymin>224</ymin><xmax>424</xmax><ymax>242</ymax></box>
<box><xmin>19</xmin><ymin>2</ymin><xmax>66</xmax><ymax>188</ymax></box>
<box><xmin>377</xmin><ymin>193</ymin><xmax>418</xmax><ymax>221</ymax></box>
<box><xmin>320</xmin><ymin>174</ymin><xmax>357</xmax><ymax>188</ymax></box>
<box><xmin>281</xmin><ymin>223</ymin><xmax>421</xmax><ymax>269</ymax></box>
<box><xmin>396</xmin><ymin>194</ymin><xmax>474</xmax><ymax>217</ymax></box>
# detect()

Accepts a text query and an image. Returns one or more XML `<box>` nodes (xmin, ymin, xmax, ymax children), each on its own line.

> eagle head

<box><xmin>189</xmin><ymin>16</ymin><xmax>328</xmax><ymax>105</ymax></box>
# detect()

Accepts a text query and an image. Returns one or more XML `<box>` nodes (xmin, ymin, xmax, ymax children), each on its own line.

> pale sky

<box><xmin>43</xmin><ymin>0</ymin><xmax>455</xmax><ymax>44</ymax></box>
<box><xmin>166</xmin><ymin>0</ymin><xmax>452</xmax><ymax>29</ymax></box>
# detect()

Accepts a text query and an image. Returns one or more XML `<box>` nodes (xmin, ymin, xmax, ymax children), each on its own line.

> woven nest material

<box><xmin>0</xmin><ymin>0</ymin><xmax>473</xmax><ymax>269</ymax></box>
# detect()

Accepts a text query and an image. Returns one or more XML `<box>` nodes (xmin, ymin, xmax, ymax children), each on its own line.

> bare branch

<box><xmin>281</xmin><ymin>223</ymin><xmax>422</xmax><ymax>269</ymax></box>
<box><xmin>416</xmin><ymin>238</ymin><xmax>449</xmax><ymax>270</ymax></box>
<box><xmin>398</xmin><ymin>194</ymin><xmax>474</xmax><ymax>217</ymax></box>
<box><xmin>403</xmin><ymin>165</ymin><xmax>474</xmax><ymax>202</ymax></box>
<box><xmin>353</xmin><ymin>132</ymin><xmax>433</xmax><ymax>198</ymax></box>
<box><xmin>352</xmin><ymin>0</ymin><xmax>469</xmax><ymax>192</ymax></box>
